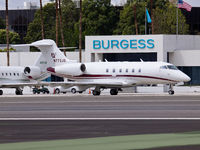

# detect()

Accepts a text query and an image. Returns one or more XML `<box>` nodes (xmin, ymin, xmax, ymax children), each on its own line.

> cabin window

<box><xmin>119</xmin><ymin>69</ymin><xmax>122</xmax><ymax>73</ymax></box>
<box><xmin>160</xmin><ymin>66</ymin><xmax>167</xmax><ymax>69</ymax></box>
<box><xmin>10</xmin><ymin>73</ymin><xmax>12</xmax><ymax>76</ymax></box>
<box><xmin>106</xmin><ymin>69</ymin><xmax>109</xmax><ymax>73</ymax></box>
<box><xmin>2</xmin><ymin>73</ymin><xmax>4</xmax><ymax>76</ymax></box>
<box><xmin>6</xmin><ymin>73</ymin><xmax>8</xmax><ymax>76</ymax></box>
<box><xmin>126</xmin><ymin>69</ymin><xmax>128</xmax><ymax>73</ymax></box>
<box><xmin>17</xmin><ymin>73</ymin><xmax>19</xmax><ymax>76</ymax></box>
<box><xmin>138</xmin><ymin>69</ymin><xmax>141</xmax><ymax>73</ymax></box>
<box><xmin>14</xmin><ymin>73</ymin><xmax>16</xmax><ymax>76</ymax></box>
<box><xmin>132</xmin><ymin>69</ymin><xmax>134</xmax><ymax>73</ymax></box>
<box><xmin>167</xmin><ymin>65</ymin><xmax>178</xmax><ymax>70</ymax></box>
<box><xmin>113</xmin><ymin>69</ymin><xmax>115</xmax><ymax>73</ymax></box>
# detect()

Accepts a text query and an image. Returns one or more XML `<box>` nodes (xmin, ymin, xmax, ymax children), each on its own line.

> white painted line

<box><xmin>0</xmin><ymin>118</ymin><xmax>200</xmax><ymax>120</ymax></box>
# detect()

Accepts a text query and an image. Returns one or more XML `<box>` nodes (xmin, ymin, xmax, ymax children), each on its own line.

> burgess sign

<box><xmin>93</xmin><ymin>39</ymin><xmax>155</xmax><ymax>50</ymax></box>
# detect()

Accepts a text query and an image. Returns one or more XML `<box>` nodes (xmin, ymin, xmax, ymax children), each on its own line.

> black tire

<box><xmin>110</xmin><ymin>89</ymin><xmax>118</xmax><ymax>95</ymax></box>
<box><xmin>0</xmin><ymin>90</ymin><xmax>3</xmax><ymax>95</ymax></box>
<box><xmin>168</xmin><ymin>90</ymin><xmax>175</xmax><ymax>95</ymax></box>
<box><xmin>33</xmin><ymin>90</ymin><xmax>36</xmax><ymax>94</ymax></box>
<box><xmin>71</xmin><ymin>88</ymin><xmax>76</xmax><ymax>94</ymax></box>
<box><xmin>55</xmin><ymin>88</ymin><xmax>60</xmax><ymax>94</ymax></box>
<box><xmin>92</xmin><ymin>90</ymin><xmax>101</xmax><ymax>96</ymax></box>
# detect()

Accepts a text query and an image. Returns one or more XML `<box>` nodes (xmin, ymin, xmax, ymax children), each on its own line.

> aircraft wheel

<box><xmin>71</xmin><ymin>88</ymin><xmax>76</xmax><ymax>94</ymax></box>
<box><xmin>168</xmin><ymin>90</ymin><xmax>174</xmax><ymax>95</ymax></box>
<box><xmin>0</xmin><ymin>90</ymin><xmax>3</xmax><ymax>95</ymax></box>
<box><xmin>55</xmin><ymin>88</ymin><xmax>60</xmax><ymax>94</ymax></box>
<box><xmin>16</xmin><ymin>89</ymin><xmax>23</xmax><ymax>95</ymax></box>
<box><xmin>92</xmin><ymin>90</ymin><xmax>101</xmax><ymax>96</ymax></box>
<box><xmin>110</xmin><ymin>89</ymin><xmax>118</xmax><ymax>95</ymax></box>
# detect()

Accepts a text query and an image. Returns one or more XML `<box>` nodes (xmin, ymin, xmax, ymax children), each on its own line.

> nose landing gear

<box><xmin>168</xmin><ymin>84</ymin><xmax>175</xmax><ymax>95</ymax></box>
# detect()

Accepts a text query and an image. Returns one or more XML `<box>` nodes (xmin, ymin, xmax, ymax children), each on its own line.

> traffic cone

<box><xmin>89</xmin><ymin>89</ymin><xmax>91</xmax><ymax>94</ymax></box>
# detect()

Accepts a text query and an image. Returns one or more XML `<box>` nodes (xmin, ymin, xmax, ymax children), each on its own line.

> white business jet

<box><xmin>0</xmin><ymin>50</ymin><xmax>50</xmax><ymax>95</ymax></box>
<box><xmin>30</xmin><ymin>39</ymin><xmax>190</xmax><ymax>96</ymax></box>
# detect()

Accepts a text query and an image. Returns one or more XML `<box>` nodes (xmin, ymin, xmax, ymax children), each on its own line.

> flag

<box><xmin>178</xmin><ymin>0</ymin><xmax>192</xmax><ymax>12</ymax></box>
<box><xmin>178</xmin><ymin>0</ymin><xmax>183</xmax><ymax>4</ymax></box>
<box><xmin>146</xmin><ymin>8</ymin><xmax>151</xmax><ymax>23</ymax></box>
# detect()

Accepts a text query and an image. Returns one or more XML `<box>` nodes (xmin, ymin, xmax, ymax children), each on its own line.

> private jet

<box><xmin>29</xmin><ymin>39</ymin><xmax>191</xmax><ymax>96</ymax></box>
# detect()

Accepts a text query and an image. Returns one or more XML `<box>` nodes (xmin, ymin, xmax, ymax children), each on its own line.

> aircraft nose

<box><xmin>182</xmin><ymin>73</ymin><xmax>191</xmax><ymax>82</ymax></box>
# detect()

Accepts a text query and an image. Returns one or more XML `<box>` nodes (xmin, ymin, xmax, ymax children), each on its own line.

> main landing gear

<box><xmin>15</xmin><ymin>88</ymin><xmax>23</xmax><ymax>95</ymax></box>
<box><xmin>0</xmin><ymin>90</ymin><xmax>3</xmax><ymax>95</ymax></box>
<box><xmin>168</xmin><ymin>84</ymin><xmax>175</xmax><ymax>95</ymax></box>
<box><xmin>110</xmin><ymin>89</ymin><xmax>118</xmax><ymax>95</ymax></box>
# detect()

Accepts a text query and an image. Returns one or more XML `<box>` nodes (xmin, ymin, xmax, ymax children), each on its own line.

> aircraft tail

<box><xmin>24</xmin><ymin>39</ymin><xmax>76</xmax><ymax>81</ymax></box>
<box><xmin>32</xmin><ymin>39</ymin><xmax>76</xmax><ymax>69</ymax></box>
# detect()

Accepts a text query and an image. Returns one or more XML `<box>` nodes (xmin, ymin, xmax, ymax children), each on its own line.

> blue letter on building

<box><xmin>130</xmin><ymin>40</ymin><xmax>137</xmax><ymax>49</ymax></box>
<box><xmin>147</xmin><ymin>39</ymin><xmax>154</xmax><ymax>48</ymax></box>
<box><xmin>93</xmin><ymin>40</ymin><xmax>101</xmax><ymax>49</ymax></box>
<box><xmin>111</xmin><ymin>40</ymin><xmax>119</xmax><ymax>49</ymax></box>
<box><xmin>138</xmin><ymin>39</ymin><xmax>146</xmax><ymax>49</ymax></box>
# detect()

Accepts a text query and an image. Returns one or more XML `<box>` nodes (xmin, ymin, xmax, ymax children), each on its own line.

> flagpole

<box><xmin>145</xmin><ymin>7</ymin><xmax>147</xmax><ymax>35</ymax></box>
<box><xmin>176</xmin><ymin>0</ymin><xmax>178</xmax><ymax>35</ymax></box>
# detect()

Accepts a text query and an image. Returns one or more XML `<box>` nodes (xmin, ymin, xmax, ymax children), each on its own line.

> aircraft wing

<box><xmin>49</xmin><ymin>81</ymin><xmax>135</xmax><ymax>88</ymax></box>
<box><xmin>0</xmin><ymin>82</ymin><xmax>49</xmax><ymax>88</ymax></box>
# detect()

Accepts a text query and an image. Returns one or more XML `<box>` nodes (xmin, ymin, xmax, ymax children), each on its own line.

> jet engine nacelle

<box><xmin>56</xmin><ymin>63</ymin><xmax>86</xmax><ymax>76</ymax></box>
<box><xmin>24</xmin><ymin>66</ymin><xmax>41</xmax><ymax>79</ymax></box>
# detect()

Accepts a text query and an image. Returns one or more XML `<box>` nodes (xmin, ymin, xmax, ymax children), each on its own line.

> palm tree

<box><xmin>55</xmin><ymin>0</ymin><xmax>59</xmax><ymax>45</ymax></box>
<box><xmin>79</xmin><ymin>0</ymin><xmax>82</xmax><ymax>63</ymax></box>
<box><xmin>132</xmin><ymin>1</ymin><xmax>138</xmax><ymax>35</ymax></box>
<box><xmin>5</xmin><ymin>0</ymin><xmax>9</xmax><ymax>66</ymax></box>
<box><xmin>39</xmin><ymin>0</ymin><xmax>45</xmax><ymax>39</ymax></box>
<box><xmin>58</xmin><ymin>0</ymin><xmax>66</xmax><ymax>56</ymax></box>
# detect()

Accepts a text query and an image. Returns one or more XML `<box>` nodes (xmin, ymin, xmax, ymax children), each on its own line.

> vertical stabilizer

<box><xmin>31</xmin><ymin>39</ymin><xmax>76</xmax><ymax>70</ymax></box>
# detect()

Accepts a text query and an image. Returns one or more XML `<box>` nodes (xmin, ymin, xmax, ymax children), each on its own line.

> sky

<box><xmin>0</xmin><ymin>0</ymin><xmax>200</xmax><ymax>10</ymax></box>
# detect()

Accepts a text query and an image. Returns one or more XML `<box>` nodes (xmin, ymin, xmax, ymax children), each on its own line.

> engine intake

<box><xmin>24</xmin><ymin>66</ymin><xmax>41</xmax><ymax>79</ymax></box>
<box><xmin>55</xmin><ymin>63</ymin><xmax>86</xmax><ymax>76</ymax></box>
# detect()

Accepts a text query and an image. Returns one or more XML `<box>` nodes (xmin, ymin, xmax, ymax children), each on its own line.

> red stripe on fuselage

<box><xmin>72</xmin><ymin>74</ymin><xmax>177</xmax><ymax>82</ymax></box>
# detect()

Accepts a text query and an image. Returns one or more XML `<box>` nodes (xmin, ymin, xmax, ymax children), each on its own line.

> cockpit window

<box><xmin>167</xmin><ymin>65</ymin><xmax>178</xmax><ymax>70</ymax></box>
<box><xmin>160</xmin><ymin>66</ymin><xmax>167</xmax><ymax>69</ymax></box>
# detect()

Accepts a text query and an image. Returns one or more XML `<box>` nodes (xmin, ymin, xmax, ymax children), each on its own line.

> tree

<box><xmin>25</xmin><ymin>1</ymin><xmax>78</xmax><ymax>48</ymax></box>
<box><xmin>0</xmin><ymin>18</ymin><xmax>5</xmax><ymax>29</ymax></box>
<box><xmin>114</xmin><ymin>1</ymin><xmax>146</xmax><ymax>35</ymax></box>
<box><xmin>81</xmin><ymin>0</ymin><xmax>119</xmax><ymax>36</ymax></box>
<box><xmin>114</xmin><ymin>0</ymin><xmax>189</xmax><ymax>35</ymax></box>
<box><xmin>39</xmin><ymin>0</ymin><xmax>45</xmax><ymax>39</ymax></box>
<box><xmin>0</xmin><ymin>29</ymin><xmax>21</xmax><ymax>44</ymax></box>
<box><xmin>153</xmin><ymin>3</ymin><xmax>189</xmax><ymax>34</ymax></box>
<box><xmin>6</xmin><ymin>0</ymin><xmax>9</xmax><ymax>66</ymax></box>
